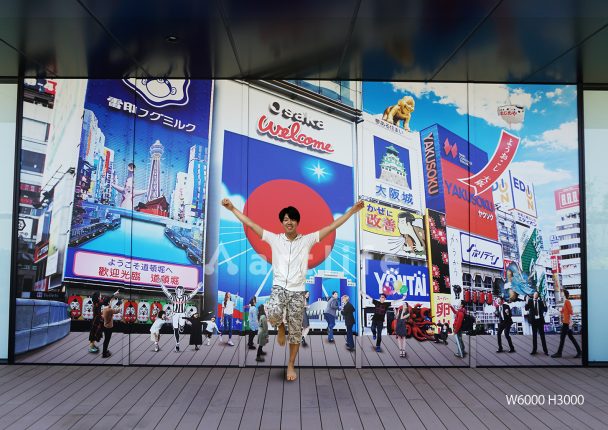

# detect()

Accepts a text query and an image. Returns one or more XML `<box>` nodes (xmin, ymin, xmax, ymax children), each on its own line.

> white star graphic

<box><xmin>308</xmin><ymin>162</ymin><xmax>328</xmax><ymax>181</ymax></box>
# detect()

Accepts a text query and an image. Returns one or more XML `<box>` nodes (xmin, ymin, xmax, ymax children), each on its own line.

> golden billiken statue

<box><xmin>222</xmin><ymin>198</ymin><xmax>364</xmax><ymax>381</ymax></box>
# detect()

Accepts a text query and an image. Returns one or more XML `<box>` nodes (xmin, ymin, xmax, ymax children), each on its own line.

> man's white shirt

<box><xmin>262</xmin><ymin>230</ymin><xmax>320</xmax><ymax>292</ymax></box>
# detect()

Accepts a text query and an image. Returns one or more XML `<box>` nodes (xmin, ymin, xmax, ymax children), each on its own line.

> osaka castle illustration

<box><xmin>379</xmin><ymin>145</ymin><xmax>409</xmax><ymax>189</ymax></box>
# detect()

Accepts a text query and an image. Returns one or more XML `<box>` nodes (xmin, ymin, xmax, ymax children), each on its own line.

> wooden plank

<box><xmin>431</xmin><ymin>368</ymin><xmax>509</xmax><ymax>430</ymax></box>
<box><xmin>309</xmin><ymin>335</ymin><xmax>327</xmax><ymax>367</ymax></box>
<box><xmin>356</xmin><ymin>368</ymin><xmax>408</xmax><ymax>428</ymax></box>
<box><xmin>297</xmin><ymin>335</ymin><xmax>313</xmax><ymax>367</ymax></box>
<box><xmin>239</xmin><ymin>368</ymin><xmax>270</xmax><ymax>430</ymax></box>
<box><xmin>385</xmin><ymin>334</ymin><xmax>419</xmax><ymax>366</ymax></box>
<box><xmin>333</xmin><ymin>335</ymin><xmax>355</xmax><ymax>367</ymax></box>
<box><xmin>270</xmin><ymin>336</ymin><xmax>287</xmax><ymax>368</ymax></box>
<box><xmin>216</xmin><ymin>335</ymin><xmax>240</xmax><ymax>366</ymax></box>
<box><xmin>87</xmin><ymin>367</ymin><xmax>162</xmax><ymax>430</ymax></box>
<box><xmin>457</xmin><ymin>368</ymin><xmax>549</xmax><ymax>430</ymax></box>
<box><xmin>298</xmin><ymin>368</ymin><xmax>319</xmax><ymax>409</ymax></box>
<box><xmin>372</xmin><ymin>368</ymin><xmax>426</xmax><ymax>430</ymax></box>
<box><xmin>521</xmin><ymin>367</ymin><xmax>608</xmax><ymax>427</ymax></box>
<box><xmin>166</xmin><ymin>367</ymin><xmax>222</xmax><ymax>429</ymax></box>
<box><xmin>201</xmin><ymin>335</ymin><xmax>226</xmax><ymax>366</ymax></box>
<box><xmin>4</xmin><ymin>366</ymin><xmax>121</xmax><ymax>430</ymax></box>
<box><xmin>259</xmin><ymin>368</ymin><xmax>285</xmax><ymax>430</ymax></box>
<box><xmin>413</xmin><ymin>368</ymin><xmax>489</xmax><ymax>430</ymax></box>
<box><xmin>485</xmin><ymin>367</ymin><xmax>585</xmax><ymax>429</ymax></box>
<box><xmin>69</xmin><ymin>367</ymin><xmax>152</xmax><ymax>430</ymax></box>
<box><xmin>281</xmin><ymin>366</ymin><xmax>301</xmax><ymax>430</ymax></box>
<box><xmin>339</xmin><ymin>368</ymin><xmax>384</xmax><ymax>429</ymax></box>
<box><xmin>216</xmin><ymin>368</ymin><xmax>256</xmax><ymax>430</ymax></box>
<box><xmin>132</xmin><ymin>368</ymin><xmax>198</xmax><ymax>430</ymax></box>
<box><xmin>359</xmin><ymin>336</ymin><xmax>383</xmax><ymax>367</ymax></box>
<box><xmin>3</xmin><ymin>364</ymin><xmax>608</xmax><ymax>430</ymax></box>
<box><xmin>192</xmin><ymin>368</ymin><xmax>239</xmax><ymax>429</ymax></box>
<box><xmin>0</xmin><ymin>366</ymin><xmax>72</xmax><ymax>415</ymax></box>
<box><xmin>0</xmin><ymin>365</ymin><xmax>65</xmax><ymax>407</ymax></box>
<box><xmin>111</xmin><ymin>367</ymin><xmax>182</xmax><ymax>430</ymax></box>
<box><xmin>321</xmin><ymin>336</ymin><xmax>341</xmax><ymax>367</ymax></box>
<box><xmin>327</xmin><ymin>369</ymin><xmax>363</xmax><ymax>430</ymax></box>
<box><xmin>0</xmin><ymin>366</ymin><xmax>90</xmax><ymax>425</ymax></box>
<box><xmin>401</xmin><ymin>368</ymin><xmax>469</xmax><ymax>429</ymax></box>
<box><xmin>313</xmin><ymin>369</ymin><xmax>342</xmax><ymax>430</ymax></box>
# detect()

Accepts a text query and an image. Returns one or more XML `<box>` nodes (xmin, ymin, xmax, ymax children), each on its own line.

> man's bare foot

<box><xmin>286</xmin><ymin>364</ymin><xmax>297</xmax><ymax>381</ymax></box>
<box><xmin>277</xmin><ymin>323</ymin><xmax>286</xmax><ymax>346</ymax></box>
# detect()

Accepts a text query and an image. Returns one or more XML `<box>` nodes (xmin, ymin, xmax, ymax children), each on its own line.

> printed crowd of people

<box><xmin>84</xmin><ymin>288</ymin><xmax>581</xmax><ymax>364</ymax></box>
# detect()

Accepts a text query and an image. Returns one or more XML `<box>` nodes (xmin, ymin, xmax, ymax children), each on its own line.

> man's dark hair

<box><xmin>158</xmin><ymin>310</ymin><xmax>166</xmax><ymax>319</ymax></box>
<box><xmin>331</xmin><ymin>291</ymin><xmax>338</xmax><ymax>296</ymax></box>
<box><xmin>564</xmin><ymin>290</ymin><xmax>570</xmax><ymax>299</ymax></box>
<box><xmin>279</xmin><ymin>206</ymin><xmax>301</xmax><ymax>223</ymax></box>
<box><xmin>460</xmin><ymin>300</ymin><xmax>465</xmax><ymax>307</ymax></box>
<box><xmin>379</xmin><ymin>293</ymin><xmax>387</xmax><ymax>299</ymax></box>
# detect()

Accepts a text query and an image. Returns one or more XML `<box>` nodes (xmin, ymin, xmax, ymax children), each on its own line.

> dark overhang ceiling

<box><xmin>1</xmin><ymin>0</ymin><xmax>608</xmax><ymax>83</ymax></box>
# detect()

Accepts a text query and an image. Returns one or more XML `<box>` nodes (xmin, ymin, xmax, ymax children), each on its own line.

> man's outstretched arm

<box><xmin>318</xmin><ymin>200</ymin><xmax>364</xmax><ymax>242</ymax></box>
<box><xmin>221</xmin><ymin>198</ymin><xmax>263</xmax><ymax>238</ymax></box>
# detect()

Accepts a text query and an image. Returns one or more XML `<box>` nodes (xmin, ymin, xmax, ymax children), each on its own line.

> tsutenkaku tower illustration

<box><xmin>146</xmin><ymin>139</ymin><xmax>164</xmax><ymax>201</ymax></box>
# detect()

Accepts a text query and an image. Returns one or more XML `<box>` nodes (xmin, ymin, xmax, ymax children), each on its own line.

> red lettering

<box><xmin>257</xmin><ymin>115</ymin><xmax>334</xmax><ymax>154</ymax></box>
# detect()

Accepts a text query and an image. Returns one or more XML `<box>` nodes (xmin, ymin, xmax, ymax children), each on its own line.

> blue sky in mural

<box><xmin>363</xmin><ymin>81</ymin><xmax>579</xmax><ymax>243</ymax></box>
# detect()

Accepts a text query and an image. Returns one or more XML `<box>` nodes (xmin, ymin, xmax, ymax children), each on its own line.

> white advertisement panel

<box><xmin>459</xmin><ymin>231</ymin><xmax>504</xmax><ymax>270</ymax></box>
<box><xmin>359</xmin><ymin>112</ymin><xmax>424</xmax><ymax>212</ymax></box>
<box><xmin>492</xmin><ymin>169</ymin><xmax>538</xmax><ymax>221</ymax></box>
<box><xmin>247</xmin><ymin>87</ymin><xmax>354</xmax><ymax>167</ymax></box>
<box><xmin>446</xmin><ymin>227</ymin><xmax>464</xmax><ymax>302</ymax></box>
<box><xmin>509</xmin><ymin>171</ymin><xmax>538</xmax><ymax>219</ymax></box>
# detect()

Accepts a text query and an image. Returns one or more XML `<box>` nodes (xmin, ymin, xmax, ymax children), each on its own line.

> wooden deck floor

<box><xmin>16</xmin><ymin>331</ymin><xmax>581</xmax><ymax>368</ymax></box>
<box><xmin>0</xmin><ymin>364</ymin><xmax>607</xmax><ymax>429</ymax></box>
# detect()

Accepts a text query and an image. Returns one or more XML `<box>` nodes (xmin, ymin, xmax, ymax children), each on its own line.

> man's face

<box><xmin>176</xmin><ymin>287</ymin><xmax>185</xmax><ymax>298</ymax></box>
<box><xmin>332</xmin><ymin>292</ymin><xmax>338</xmax><ymax>299</ymax></box>
<box><xmin>379</xmin><ymin>295</ymin><xmax>386</xmax><ymax>303</ymax></box>
<box><xmin>282</xmin><ymin>215</ymin><xmax>298</xmax><ymax>234</ymax></box>
<box><xmin>533</xmin><ymin>292</ymin><xmax>539</xmax><ymax>300</ymax></box>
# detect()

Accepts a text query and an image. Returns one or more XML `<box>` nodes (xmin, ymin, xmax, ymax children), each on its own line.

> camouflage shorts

<box><xmin>266</xmin><ymin>285</ymin><xmax>306</xmax><ymax>344</ymax></box>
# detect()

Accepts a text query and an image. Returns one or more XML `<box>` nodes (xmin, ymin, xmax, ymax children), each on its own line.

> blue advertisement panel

<box><xmin>365</xmin><ymin>259</ymin><xmax>430</xmax><ymax>304</ymax></box>
<box><xmin>420</xmin><ymin>124</ymin><xmax>446</xmax><ymax>212</ymax></box>
<box><xmin>219</xmin><ymin>130</ymin><xmax>358</xmax><ymax>330</ymax></box>
<box><xmin>64</xmin><ymin>79</ymin><xmax>212</xmax><ymax>291</ymax></box>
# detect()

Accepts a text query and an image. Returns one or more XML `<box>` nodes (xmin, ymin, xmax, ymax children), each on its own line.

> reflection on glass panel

<box><xmin>286</xmin><ymin>80</ymin><xmax>361</xmax><ymax>109</ymax></box>
<box><xmin>584</xmin><ymin>90</ymin><xmax>608</xmax><ymax>362</ymax></box>
<box><xmin>0</xmin><ymin>82</ymin><xmax>17</xmax><ymax>360</ymax></box>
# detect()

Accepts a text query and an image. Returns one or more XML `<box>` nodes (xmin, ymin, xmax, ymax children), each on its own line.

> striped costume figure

<box><xmin>161</xmin><ymin>282</ymin><xmax>203</xmax><ymax>352</ymax></box>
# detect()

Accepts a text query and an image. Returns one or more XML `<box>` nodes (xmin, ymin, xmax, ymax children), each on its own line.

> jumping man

<box><xmin>222</xmin><ymin>198</ymin><xmax>364</xmax><ymax>381</ymax></box>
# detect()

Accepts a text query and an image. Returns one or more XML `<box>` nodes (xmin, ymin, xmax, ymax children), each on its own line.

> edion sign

<box><xmin>554</xmin><ymin>185</ymin><xmax>579</xmax><ymax>210</ymax></box>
